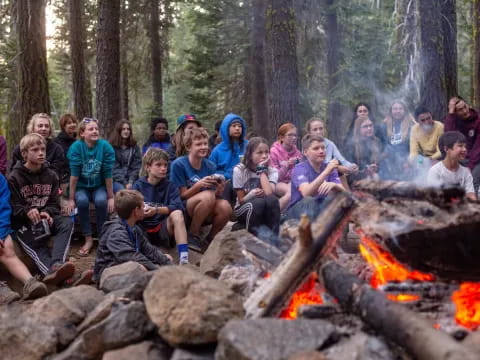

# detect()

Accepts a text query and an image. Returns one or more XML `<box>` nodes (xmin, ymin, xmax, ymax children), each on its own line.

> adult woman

<box><xmin>109</xmin><ymin>120</ymin><xmax>142</xmax><ymax>192</ymax></box>
<box><xmin>54</xmin><ymin>113</ymin><xmax>78</xmax><ymax>157</ymax></box>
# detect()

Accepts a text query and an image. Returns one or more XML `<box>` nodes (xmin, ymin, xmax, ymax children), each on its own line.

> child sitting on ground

<box><xmin>8</xmin><ymin>134</ymin><xmax>77</xmax><ymax>286</ymax></box>
<box><xmin>427</xmin><ymin>131</ymin><xmax>476</xmax><ymax>201</ymax></box>
<box><xmin>133</xmin><ymin>148</ymin><xmax>189</xmax><ymax>264</ymax></box>
<box><xmin>93</xmin><ymin>189</ymin><xmax>172</xmax><ymax>281</ymax></box>
<box><xmin>286</xmin><ymin>134</ymin><xmax>344</xmax><ymax>220</ymax></box>
<box><xmin>232</xmin><ymin>137</ymin><xmax>280</xmax><ymax>242</ymax></box>
<box><xmin>170</xmin><ymin>127</ymin><xmax>232</xmax><ymax>252</ymax></box>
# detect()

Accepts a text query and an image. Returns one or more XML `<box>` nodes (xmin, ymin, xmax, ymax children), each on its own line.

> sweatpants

<box><xmin>14</xmin><ymin>215</ymin><xmax>74</xmax><ymax>275</ymax></box>
<box><xmin>234</xmin><ymin>194</ymin><xmax>280</xmax><ymax>241</ymax></box>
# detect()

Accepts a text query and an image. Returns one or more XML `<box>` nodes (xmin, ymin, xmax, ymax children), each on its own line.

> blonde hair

<box><xmin>140</xmin><ymin>147</ymin><xmax>169</xmax><ymax>177</ymax></box>
<box><xmin>26</xmin><ymin>113</ymin><xmax>53</xmax><ymax>138</ymax></box>
<box><xmin>78</xmin><ymin>118</ymin><xmax>99</xmax><ymax>139</ymax></box>
<box><xmin>114</xmin><ymin>189</ymin><xmax>144</xmax><ymax>219</ymax></box>
<box><xmin>20</xmin><ymin>133</ymin><xmax>46</xmax><ymax>154</ymax></box>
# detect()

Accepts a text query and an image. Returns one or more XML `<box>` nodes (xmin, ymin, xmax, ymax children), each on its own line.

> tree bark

<box><xmin>418</xmin><ymin>0</ymin><xmax>447</xmax><ymax>121</ymax></box>
<box><xmin>441</xmin><ymin>0</ymin><xmax>458</xmax><ymax>101</ymax></box>
<box><xmin>96</xmin><ymin>0</ymin><xmax>121</xmax><ymax>135</ymax></box>
<box><xmin>149</xmin><ymin>0</ymin><xmax>163</xmax><ymax>116</ymax></box>
<box><xmin>10</xmin><ymin>0</ymin><xmax>50</xmax><ymax>150</ymax></box>
<box><xmin>69</xmin><ymin>0</ymin><xmax>93</xmax><ymax>120</ymax></box>
<box><xmin>474</xmin><ymin>0</ymin><xmax>480</xmax><ymax>108</ymax></box>
<box><xmin>120</xmin><ymin>0</ymin><xmax>129</xmax><ymax>120</ymax></box>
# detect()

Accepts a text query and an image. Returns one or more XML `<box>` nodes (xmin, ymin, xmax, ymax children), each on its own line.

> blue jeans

<box><xmin>75</xmin><ymin>186</ymin><xmax>108</xmax><ymax>237</ymax></box>
<box><xmin>113</xmin><ymin>182</ymin><xmax>125</xmax><ymax>194</ymax></box>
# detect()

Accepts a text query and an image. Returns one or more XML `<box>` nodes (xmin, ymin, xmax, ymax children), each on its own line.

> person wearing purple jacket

<box><xmin>285</xmin><ymin>134</ymin><xmax>344</xmax><ymax>221</ymax></box>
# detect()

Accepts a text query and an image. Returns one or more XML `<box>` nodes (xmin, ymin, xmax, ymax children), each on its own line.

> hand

<box><xmin>350</xmin><ymin>164</ymin><xmax>359</xmax><ymax>173</ymax></box>
<box><xmin>39</xmin><ymin>212</ymin><xmax>53</xmax><ymax>226</ymax></box>
<box><xmin>326</xmin><ymin>159</ymin><xmax>339</xmax><ymax>171</ymax></box>
<box><xmin>165</xmin><ymin>254</ymin><xmax>173</xmax><ymax>263</ymax></box>
<box><xmin>259</xmin><ymin>156</ymin><xmax>270</xmax><ymax>167</ymax></box>
<box><xmin>318</xmin><ymin>182</ymin><xmax>336</xmax><ymax>196</ymax></box>
<box><xmin>244</xmin><ymin>188</ymin><xmax>263</xmax><ymax>202</ymax></box>
<box><xmin>107</xmin><ymin>198</ymin><xmax>115</xmax><ymax>214</ymax></box>
<box><xmin>366</xmin><ymin>163</ymin><xmax>378</xmax><ymax>176</ymax></box>
<box><xmin>448</xmin><ymin>97</ymin><xmax>459</xmax><ymax>114</ymax></box>
<box><xmin>64</xmin><ymin>199</ymin><xmax>76</xmax><ymax>216</ymax></box>
<box><xmin>126</xmin><ymin>183</ymin><xmax>132</xmax><ymax>189</ymax></box>
<box><xmin>27</xmin><ymin>208</ymin><xmax>41</xmax><ymax>224</ymax></box>
<box><xmin>215</xmin><ymin>180</ymin><xmax>226</xmax><ymax>196</ymax></box>
<box><xmin>196</xmin><ymin>176</ymin><xmax>217</xmax><ymax>189</ymax></box>
<box><xmin>144</xmin><ymin>205</ymin><xmax>157</xmax><ymax>218</ymax></box>
<box><xmin>287</xmin><ymin>158</ymin><xmax>297</xmax><ymax>167</ymax></box>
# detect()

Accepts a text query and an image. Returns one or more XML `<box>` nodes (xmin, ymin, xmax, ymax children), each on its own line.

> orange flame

<box><xmin>452</xmin><ymin>282</ymin><xmax>480</xmax><ymax>330</ymax></box>
<box><xmin>279</xmin><ymin>272</ymin><xmax>323</xmax><ymax>320</ymax></box>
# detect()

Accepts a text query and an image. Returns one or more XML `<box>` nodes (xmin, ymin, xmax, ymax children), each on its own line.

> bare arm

<box><xmin>298</xmin><ymin>160</ymin><xmax>338</xmax><ymax>197</ymax></box>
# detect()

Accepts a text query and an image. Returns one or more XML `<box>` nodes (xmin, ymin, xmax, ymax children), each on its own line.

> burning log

<box><xmin>244</xmin><ymin>192</ymin><xmax>355</xmax><ymax>318</ymax></box>
<box><xmin>321</xmin><ymin>261</ymin><xmax>477</xmax><ymax>360</ymax></box>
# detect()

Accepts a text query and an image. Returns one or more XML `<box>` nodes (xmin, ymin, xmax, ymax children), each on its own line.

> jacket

<box><xmin>0</xmin><ymin>174</ymin><xmax>13</xmax><ymax>240</ymax></box>
<box><xmin>53</xmin><ymin>131</ymin><xmax>76</xmax><ymax>157</ymax></box>
<box><xmin>142</xmin><ymin>134</ymin><xmax>171</xmax><ymax>154</ymax></box>
<box><xmin>8</xmin><ymin>162</ymin><xmax>60</xmax><ymax>230</ymax></box>
<box><xmin>209</xmin><ymin>113</ymin><xmax>248</xmax><ymax>180</ymax></box>
<box><xmin>445</xmin><ymin>109</ymin><xmax>480</xmax><ymax>169</ymax></box>
<box><xmin>93</xmin><ymin>217</ymin><xmax>172</xmax><ymax>280</ymax></box>
<box><xmin>112</xmin><ymin>145</ymin><xmax>142</xmax><ymax>186</ymax></box>
<box><xmin>269</xmin><ymin>141</ymin><xmax>303</xmax><ymax>183</ymax></box>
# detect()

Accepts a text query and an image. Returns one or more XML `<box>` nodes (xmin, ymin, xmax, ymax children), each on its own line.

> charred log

<box><xmin>321</xmin><ymin>261</ymin><xmax>477</xmax><ymax>360</ymax></box>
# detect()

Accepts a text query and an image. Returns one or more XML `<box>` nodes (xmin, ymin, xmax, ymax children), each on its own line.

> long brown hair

<box><xmin>383</xmin><ymin>100</ymin><xmax>415</xmax><ymax>142</ymax></box>
<box><xmin>109</xmin><ymin>120</ymin><xmax>137</xmax><ymax>147</ymax></box>
<box><xmin>242</xmin><ymin>137</ymin><xmax>269</xmax><ymax>171</ymax></box>
<box><xmin>352</xmin><ymin>117</ymin><xmax>381</xmax><ymax>164</ymax></box>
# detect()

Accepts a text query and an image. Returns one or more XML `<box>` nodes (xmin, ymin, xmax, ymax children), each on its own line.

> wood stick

<box><xmin>321</xmin><ymin>261</ymin><xmax>477</xmax><ymax>360</ymax></box>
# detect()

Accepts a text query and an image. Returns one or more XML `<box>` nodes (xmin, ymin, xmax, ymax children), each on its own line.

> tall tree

<box><xmin>69</xmin><ymin>0</ymin><xmax>92</xmax><ymax>120</ymax></box>
<box><xmin>96</xmin><ymin>0</ymin><xmax>121</xmax><ymax>134</ymax></box>
<box><xmin>474</xmin><ymin>0</ymin><xmax>480</xmax><ymax>107</ymax></box>
<box><xmin>120</xmin><ymin>0</ymin><xmax>129</xmax><ymax>120</ymax></box>
<box><xmin>418</xmin><ymin>0</ymin><xmax>447</xmax><ymax>121</ymax></box>
<box><xmin>10</xmin><ymin>0</ymin><xmax>50</xmax><ymax>150</ymax></box>
<box><xmin>149</xmin><ymin>0</ymin><xmax>163</xmax><ymax>116</ymax></box>
<box><xmin>266</xmin><ymin>0</ymin><xmax>300</xmax><ymax>136</ymax></box>
<box><xmin>441</xmin><ymin>0</ymin><xmax>458</xmax><ymax>100</ymax></box>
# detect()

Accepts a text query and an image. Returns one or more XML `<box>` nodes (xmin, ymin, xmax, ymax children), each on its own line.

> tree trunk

<box><xmin>96</xmin><ymin>0</ymin><xmax>121</xmax><ymax>135</ymax></box>
<box><xmin>149</xmin><ymin>0</ymin><xmax>163</xmax><ymax>116</ymax></box>
<box><xmin>69</xmin><ymin>0</ymin><xmax>93</xmax><ymax>120</ymax></box>
<box><xmin>250</xmin><ymin>0</ymin><xmax>268</xmax><ymax>138</ymax></box>
<box><xmin>266</xmin><ymin>0</ymin><xmax>300</xmax><ymax>134</ymax></box>
<box><xmin>10</xmin><ymin>0</ymin><xmax>50</xmax><ymax>150</ymax></box>
<box><xmin>441</xmin><ymin>0</ymin><xmax>458</xmax><ymax>101</ymax></box>
<box><xmin>418</xmin><ymin>0</ymin><xmax>447</xmax><ymax>121</ymax></box>
<box><xmin>120</xmin><ymin>0</ymin><xmax>129</xmax><ymax>120</ymax></box>
<box><xmin>474</xmin><ymin>0</ymin><xmax>480</xmax><ymax>108</ymax></box>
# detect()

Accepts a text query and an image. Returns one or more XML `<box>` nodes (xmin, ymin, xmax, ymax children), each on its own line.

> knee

<box><xmin>265</xmin><ymin>194</ymin><xmax>280</xmax><ymax>207</ymax></box>
<box><xmin>170</xmin><ymin>210</ymin><xmax>184</xmax><ymax>223</ymax></box>
<box><xmin>1</xmin><ymin>236</ymin><xmax>18</xmax><ymax>259</ymax></box>
<box><xmin>75</xmin><ymin>194</ymin><xmax>89</xmax><ymax>209</ymax></box>
<box><xmin>199</xmin><ymin>191</ymin><xmax>216</xmax><ymax>205</ymax></box>
<box><xmin>216</xmin><ymin>199</ymin><xmax>232</xmax><ymax>216</ymax></box>
<box><xmin>94</xmin><ymin>196</ymin><xmax>107</xmax><ymax>209</ymax></box>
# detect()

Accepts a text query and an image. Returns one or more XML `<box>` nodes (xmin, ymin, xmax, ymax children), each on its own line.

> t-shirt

<box><xmin>288</xmin><ymin>160</ymin><xmax>341</xmax><ymax>208</ymax></box>
<box><xmin>232</xmin><ymin>164</ymin><xmax>278</xmax><ymax>207</ymax></box>
<box><xmin>169</xmin><ymin>155</ymin><xmax>217</xmax><ymax>189</ymax></box>
<box><xmin>427</xmin><ymin>161</ymin><xmax>475</xmax><ymax>194</ymax></box>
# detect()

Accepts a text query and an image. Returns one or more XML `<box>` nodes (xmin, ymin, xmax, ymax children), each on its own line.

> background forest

<box><xmin>0</xmin><ymin>0</ymin><xmax>477</xmax><ymax>151</ymax></box>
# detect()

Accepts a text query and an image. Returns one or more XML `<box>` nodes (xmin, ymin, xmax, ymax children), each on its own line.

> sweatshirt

<box><xmin>53</xmin><ymin>131</ymin><xmax>76</xmax><ymax>157</ymax></box>
<box><xmin>7</xmin><ymin>162</ymin><xmax>60</xmax><ymax>230</ymax></box>
<box><xmin>209</xmin><ymin>113</ymin><xmax>248</xmax><ymax>180</ymax></box>
<box><xmin>409</xmin><ymin>121</ymin><xmax>444</xmax><ymax>160</ymax></box>
<box><xmin>93</xmin><ymin>217</ymin><xmax>172</xmax><ymax>281</ymax></box>
<box><xmin>142</xmin><ymin>133</ymin><xmax>172</xmax><ymax>154</ymax></box>
<box><xmin>67</xmin><ymin>139</ymin><xmax>115</xmax><ymax>189</ymax></box>
<box><xmin>112</xmin><ymin>145</ymin><xmax>142</xmax><ymax>186</ymax></box>
<box><xmin>0</xmin><ymin>174</ymin><xmax>13</xmax><ymax>240</ymax></box>
<box><xmin>269</xmin><ymin>141</ymin><xmax>303</xmax><ymax>183</ymax></box>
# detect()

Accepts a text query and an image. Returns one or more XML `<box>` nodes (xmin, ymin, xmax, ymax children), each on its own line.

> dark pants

<box><xmin>14</xmin><ymin>215</ymin><xmax>74</xmax><ymax>275</ymax></box>
<box><xmin>284</xmin><ymin>196</ymin><xmax>325</xmax><ymax>222</ymax></box>
<box><xmin>234</xmin><ymin>194</ymin><xmax>280</xmax><ymax>241</ymax></box>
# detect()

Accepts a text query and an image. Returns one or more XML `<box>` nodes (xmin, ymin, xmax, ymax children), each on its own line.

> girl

<box><xmin>232</xmin><ymin>137</ymin><xmax>280</xmax><ymax>242</ymax></box>
<box><xmin>65</xmin><ymin>118</ymin><xmax>115</xmax><ymax>256</ymax></box>
<box><xmin>109</xmin><ymin>120</ymin><xmax>142</xmax><ymax>192</ymax></box>
<box><xmin>166</xmin><ymin>114</ymin><xmax>202</xmax><ymax>163</ymax></box>
<box><xmin>269</xmin><ymin>123</ymin><xmax>302</xmax><ymax>210</ymax></box>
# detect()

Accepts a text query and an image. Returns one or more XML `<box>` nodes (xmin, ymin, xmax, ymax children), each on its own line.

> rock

<box><xmin>109</xmin><ymin>272</ymin><xmax>154</xmax><ymax>300</ymax></box>
<box><xmin>170</xmin><ymin>346</ymin><xmax>216</xmax><ymax>360</ymax></box>
<box><xmin>52</xmin><ymin>300</ymin><xmax>154</xmax><ymax>360</ymax></box>
<box><xmin>215</xmin><ymin>319</ymin><xmax>336</xmax><ymax>360</ymax></box>
<box><xmin>99</xmin><ymin>261</ymin><xmax>150</xmax><ymax>293</ymax></box>
<box><xmin>144</xmin><ymin>266</ymin><xmax>244</xmax><ymax>346</ymax></box>
<box><xmin>323</xmin><ymin>333</ymin><xmax>393</xmax><ymax>360</ymax></box>
<box><xmin>288</xmin><ymin>351</ymin><xmax>327</xmax><ymax>360</ymax></box>
<box><xmin>218</xmin><ymin>264</ymin><xmax>258</xmax><ymax>297</ymax></box>
<box><xmin>77</xmin><ymin>294</ymin><xmax>117</xmax><ymax>333</ymax></box>
<box><xmin>463</xmin><ymin>331</ymin><xmax>480</xmax><ymax>353</ymax></box>
<box><xmin>102</xmin><ymin>341</ymin><xmax>171</xmax><ymax>360</ymax></box>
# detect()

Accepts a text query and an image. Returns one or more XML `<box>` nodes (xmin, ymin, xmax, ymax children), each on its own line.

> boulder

<box><xmin>170</xmin><ymin>346</ymin><xmax>216</xmax><ymax>360</ymax></box>
<box><xmin>288</xmin><ymin>351</ymin><xmax>327</xmax><ymax>360</ymax></box>
<box><xmin>215</xmin><ymin>319</ymin><xmax>337</xmax><ymax>360</ymax></box>
<box><xmin>99</xmin><ymin>261</ymin><xmax>150</xmax><ymax>293</ymax></box>
<box><xmin>323</xmin><ymin>333</ymin><xmax>393</xmax><ymax>360</ymax></box>
<box><xmin>144</xmin><ymin>266</ymin><xmax>244</xmax><ymax>346</ymax></box>
<box><xmin>218</xmin><ymin>264</ymin><xmax>258</xmax><ymax>297</ymax></box>
<box><xmin>102</xmin><ymin>341</ymin><xmax>171</xmax><ymax>360</ymax></box>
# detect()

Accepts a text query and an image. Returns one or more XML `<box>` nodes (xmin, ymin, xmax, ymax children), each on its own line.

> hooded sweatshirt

<box><xmin>445</xmin><ymin>108</ymin><xmax>480</xmax><ymax>169</ymax></box>
<box><xmin>0</xmin><ymin>174</ymin><xmax>13</xmax><ymax>240</ymax></box>
<box><xmin>142</xmin><ymin>133</ymin><xmax>172</xmax><ymax>154</ymax></box>
<box><xmin>93</xmin><ymin>217</ymin><xmax>172</xmax><ymax>281</ymax></box>
<box><xmin>67</xmin><ymin>139</ymin><xmax>115</xmax><ymax>189</ymax></box>
<box><xmin>269</xmin><ymin>141</ymin><xmax>303</xmax><ymax>183</ymax></box>
<box><xmin>54</xmin><ymin>131</ymin><xmax>76</xmax><ymax>157</ymax></box>
<box><xmin>132</xmin><ymin>176</ymin><xmax>184</xmax><ymax>229</ymax></box>
<box><xmin>209</xmin><ymin>113</ymin><xmax>248</xmax><ymax>180</ymax></box>
<box><xmin>8</xmin><ymin>162</ymin><xmax>60</xmax><ymax>230</ymax></box>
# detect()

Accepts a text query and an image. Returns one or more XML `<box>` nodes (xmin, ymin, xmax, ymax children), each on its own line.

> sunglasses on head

<box><xmin>82</xmin><ymin>117</ymin><xmax>98</xmax><ymax>123</ymax></box>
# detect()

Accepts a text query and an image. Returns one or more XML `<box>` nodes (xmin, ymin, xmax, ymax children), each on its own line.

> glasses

<box><xmin>82</xmin><ymin>117</ymin><xmax>98</xmax><ymax>123</ymax></box>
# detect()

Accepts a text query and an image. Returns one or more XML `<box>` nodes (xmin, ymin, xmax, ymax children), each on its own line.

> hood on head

<box><xmin>219</xmin><ymin>113</ymin><xmax>246</xmax><ymax>147</ymax></box>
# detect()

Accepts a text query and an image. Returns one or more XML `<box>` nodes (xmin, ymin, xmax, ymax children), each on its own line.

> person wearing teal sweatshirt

<box><xmin>64</xmin><ymin>118</ymin><xmax>115</xmax><ymax>256</ymax></box>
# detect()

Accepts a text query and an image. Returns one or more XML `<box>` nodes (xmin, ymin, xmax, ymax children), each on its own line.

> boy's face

<box><xmin>134</xmin><ymin>201</ymin><xmax>145</xmax><ymax>220</ymax></box>
<box><xmin>23</xmin><ymin>143</ymin><xmax>46</xmax><ymax>166</ymax></box>
<box><xmin>33</xmin><ymin>118</ymin><xmax>51</xmax><ymax>138</ymax></box>
<box><xmin>229</xmin><ymin>122</ymin><xmax>242</xmax><ymax>139</ymax></box>
<box><xmin>147</xmin><ymin>159</ymin><xmax>168</xmax><ymax>179</ymax></box>
<box><xmin>188</xmin><ymin>137</ymin><xmax>209</xmax><ymax>158</ymax></box>
<box><xmin>154</xmin><ymin>122</ymin><xmax>168</xmax><ymax>140</ymax></box>
<box><xmin>304</xmin><ymin>140</ymin><xmax>326</xmax><ymax>164</ymax></box>
<box><xmin>455</xmin><ymin>101</ymin><xmax>470</xmax><ymax>120</ymax></box>
<box><xmin>447</xmin><ymin>142</ymin><xmax>467</xmax><ymax>161</ymax></box>
<box><xmin>81</xmin><ymin>122</ymin><xmax>99</xmax><ymax>143</ymax></box>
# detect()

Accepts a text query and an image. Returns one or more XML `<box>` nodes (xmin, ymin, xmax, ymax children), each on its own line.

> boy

<box><xmin>170</xmin><ymin>127</ymin><xmax>232</xmax><ymax>252</ymax></box>
<box><xmin>427</xmin><ymin>131</ymin><xmax>476</xmax><ymax>201</ymax></box>
<box><xmin>8</xmin><ymin>134</ymin><xmax>75</xmax><ymax>286</ymax></box>
<box><xmin>93</xmin><ymin>190</ymin><xmax>172</xmax><ymax>281</ymax></box>
<box><xmin>133</xmin><ymin>148</ymin><xmax>189</xmax><ymax>264</ymax></box>
<box><xmin>286</xmin><ymin>134</ymin><xmax>344</xmax><ymax>220</ymax></box>
<box><xmin>410</xmin><ymin>106</ymin><xmax>444</xmax><ymax>162</ymax></box>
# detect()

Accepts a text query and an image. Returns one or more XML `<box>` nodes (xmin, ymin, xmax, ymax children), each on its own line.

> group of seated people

<box><xmin>0</xmin><ymin>95</ymin><xmax>478</xmax><ymax>301</ymax></box>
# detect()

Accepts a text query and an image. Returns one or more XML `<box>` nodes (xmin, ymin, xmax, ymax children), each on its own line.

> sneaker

<box><xmin>64</xmin><ymin>269</ymin><xmax>94</xmax><ymax>287</ymax></box>
<box><xmin>22</xmin><ymin>277</ymin><xmax>48</xmax><ymax>300</ymax></box>
<box><xmin>43</xmin><ymin>262</ymin><xmax>75</xmax><ymax>286</ymax></box>
<box><xmin>0</xmin><ymin>281</ymin><xmax>20</xmax><ymax>305</ymax></box>
<box><xmin>188</xmin><ymin>234</ymin><xmax>206</xmax><ymax>253</ymax></box>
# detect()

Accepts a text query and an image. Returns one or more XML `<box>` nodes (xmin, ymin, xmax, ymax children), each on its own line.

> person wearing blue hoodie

<box><xmin>209</xmin><ymin>113</ymin><xmax>248</xmax><ymax>202</ymax></box>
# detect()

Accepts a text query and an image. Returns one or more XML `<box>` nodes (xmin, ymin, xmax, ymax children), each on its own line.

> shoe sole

<box><xmin>43</xmin><ymin>263</ymin><xmax>76</xmax><ymax>286</ymax></box>
<box><xmin>73</xmin><ymin>270</ymin><xmax>94</xmax><ymax>286</ymax></box>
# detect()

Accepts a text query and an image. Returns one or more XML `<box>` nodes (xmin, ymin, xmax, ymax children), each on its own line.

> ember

<box><xmin>452</xmin><ymin>282</ymin><xmax>480</xmax><ymax>330</ymax></box>
<box><xmin>279</xmin><ymin>272</ymin><xmax>323</xmax><ymax>320</ymax></box>
<box><xmin>386</xmin><ymin>294</ymin><xmax>420</xmax><ymax>302</ymax></box>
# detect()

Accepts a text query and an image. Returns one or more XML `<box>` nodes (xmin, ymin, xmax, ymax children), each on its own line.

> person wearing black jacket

<box><xmin>93</xmin><ymin>189</ymin><xmax>172</xmax><ymax>281</ymax></box>
<box><xmin>54</xmin><ymin>114</ymin><xmax>78</xmax><ymax>156</ymax></box>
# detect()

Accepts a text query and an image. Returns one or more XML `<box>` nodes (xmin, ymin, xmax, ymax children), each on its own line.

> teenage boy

<box><xmin>133</xmin><ymin>148</ymin><xmax>189</xmax><ymax>264</ymax></box>
<box><xmin>8</xmin><ymin>134</ymin><xmax>76</xmax><ymax>286</ymax></box>
<box><xmin>286</xmin><ymin>134</ymin><xmax>344</xmax><ymax>220</ymax></box>
<box><xmin>93</xmin><ymin>189</ymin><xmax>172</xmax><ymax>281</ymax></box>
<box><xmin>427</xmin><ymin>131</ymin><xmax>476</xmax><ymax>201</ymax></box>
<box><xmin>170</xmin><ymin>127</ymin><xmax>232</xmax><ymax>251</ymax></box>
<box><xmin>410</xmin><ymin>106</ymin><xmax>444</xmax><ymax>162</ymax></box>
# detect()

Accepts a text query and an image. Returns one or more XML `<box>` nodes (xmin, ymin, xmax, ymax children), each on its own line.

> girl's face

<box><xmin>281</xmin><ymin>127</ymin><xmax>297</xmax><ymax>147</ymax></box>
<box><xmin>251</xmin><ymin>143</ymin><xmax>269</xmax><ymax>165</ymax></box>
<box><xmin>33</xmin><ymin>118</ymin><xmax>51</xmax><ymax>138</ymax></box>
<box><xmin>391</xmin><ymin>103</ymin><xmax>406</xmax><ymax>120</ymax></box>
<box><xmin>309</xmin><ymin>121</ymin><xmax>325</xmax><ymax>137</ymax></box>
<box><xmin>65</xmin><ymin>120</ymin><xmax>77</xmax><ymax>137</ymax></box>
<box><xmin>356</xmin><ymin>105</ymin><xmax>369</xmax><ymax>120</ymax></box>
<box><xmin>184</xmin><ymin>122</ymin><xmax>199</xmax><ymax>134</ymax></box>
<box><xmin>81</xmin><ymin>122</ymin><xmax>99</xmax><ymax>143</ymax></box>
<box><xmin>120</xmin><ymin>123</ymin><xmax>131</xmax><ymax>140</ymax></box>
<box><xmin>229</xmin><ymin>122</ymin><xmax>243</xmax><ymax>139</ymax></box>
<box><xmin>359</xmin><ymin>119</ymin><xmax>374</xmax><ymax>138</ymax></box>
